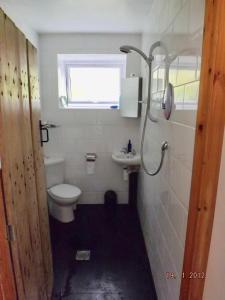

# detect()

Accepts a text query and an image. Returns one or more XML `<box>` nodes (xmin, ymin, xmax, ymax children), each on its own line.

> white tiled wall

<box><xmin>138</xmin><ymin>0</ymin><xmax>205</xmax><ymax>299</ymax></box>
<box><xmin>39</xmin><ymin>33</ymin><xmax>141</xmax><ymax>204</ymax></box>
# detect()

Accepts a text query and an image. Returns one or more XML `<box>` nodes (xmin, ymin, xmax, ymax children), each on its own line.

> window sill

<box><xmin>59</xmin><ymin>103</ymin><xmax>119</xmax><ymax>110</ymax></box>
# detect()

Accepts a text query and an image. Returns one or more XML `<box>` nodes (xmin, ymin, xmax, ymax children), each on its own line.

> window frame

<box><xmin>58</xmin><ymin>54</ymin><xmax>127</xmax><ymax>109</ymax></box>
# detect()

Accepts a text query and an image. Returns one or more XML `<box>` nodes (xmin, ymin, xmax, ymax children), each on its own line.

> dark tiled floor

<box><xmin>50</xmin><ymin>205</ymin><xmax>157</xmax><ymax>300</ymax></box>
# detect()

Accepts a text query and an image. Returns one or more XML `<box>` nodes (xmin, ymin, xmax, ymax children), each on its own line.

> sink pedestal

<box><xmin>129</xmin><ymin>171</ymin><xmax>138</xmax><ymax>208</ymax></box>
<box><xmin>111</xmin><ymin>152</ymin><xmax>141</xmax><ymax>207</ymax></box>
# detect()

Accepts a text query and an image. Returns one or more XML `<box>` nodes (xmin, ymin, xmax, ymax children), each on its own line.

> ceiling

<box><xmin>0</xmin><ymin>0</ymin><xmax>153</xmax><ymax>33</ymax></box>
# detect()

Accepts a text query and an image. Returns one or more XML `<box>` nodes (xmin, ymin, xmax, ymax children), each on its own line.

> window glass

<box><xmin>68</xmin><ymin>67</ymin><xmax>120</xmax><ymax>104</ymax></box>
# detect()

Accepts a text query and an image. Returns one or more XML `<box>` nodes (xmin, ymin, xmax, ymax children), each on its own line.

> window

<box><xmin>58</xmin><ymin>54</ymin><xmax>126</xmax><ymax>109</ymax></box>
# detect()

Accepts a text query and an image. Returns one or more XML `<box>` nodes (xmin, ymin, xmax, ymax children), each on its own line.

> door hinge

<box><xmin>7</xmin><ymin>224</ymin><xmax>15</xmax><ymax>242</ymax></box>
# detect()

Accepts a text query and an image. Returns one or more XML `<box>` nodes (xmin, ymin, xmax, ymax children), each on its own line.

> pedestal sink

<box><xmin>112</xmin><ymin>152</ymin><xmax>140</xmax><ymax>208</ymax></box>
<box><xmin>112</xmin><ymin>152</ymin><xmax>141</xmax><ymax>167</ymax></box>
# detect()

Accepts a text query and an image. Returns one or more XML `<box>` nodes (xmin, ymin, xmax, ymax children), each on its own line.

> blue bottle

<box><xmin>127</xmin><ymin>140</ymin><xmax>132</xmax><ymax>153</ymax></box>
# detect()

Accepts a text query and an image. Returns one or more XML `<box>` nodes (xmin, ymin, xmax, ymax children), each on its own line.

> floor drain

<box><xmin>75</xmin><ymin>250</ymin><xmax>91</xmax><ymax>261</ymax></box>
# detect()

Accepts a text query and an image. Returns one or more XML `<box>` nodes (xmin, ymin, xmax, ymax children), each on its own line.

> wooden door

<box><xmin>0</xmin><ymin>10</ymin><xmax>52</xmax><ymax>299</ymax></box>
<box><xmin>27</xmin><ymin>41</ymin><xmax>53</xmax><ymax>298</ymax></box>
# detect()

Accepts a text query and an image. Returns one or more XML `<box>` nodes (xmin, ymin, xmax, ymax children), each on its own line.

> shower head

<box><xmin>120</xmin><ymin>45</ymin><xmax>151</xmax><ymax>65</ymax></box>
<box><xmin>120</xmin><ymin>46</ymin><xmax>132</xmax><ymax>54</ymax></box>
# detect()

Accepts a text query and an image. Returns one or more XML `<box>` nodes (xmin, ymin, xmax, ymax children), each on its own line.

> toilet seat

<box><xmin>48</xmin><ymin>184</ymin><xmax>81</xmax><ymax>205</ymax></box>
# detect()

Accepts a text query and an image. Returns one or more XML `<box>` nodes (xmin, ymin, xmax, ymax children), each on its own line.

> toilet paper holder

<box><xmin>85</xmin><ymin>153</ymin><xmax>97</xmax><ymax>161</ymax></box>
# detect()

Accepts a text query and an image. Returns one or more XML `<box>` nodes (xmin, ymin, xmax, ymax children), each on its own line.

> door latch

<box><xmin>39</xmin><ymin>120</ymin><xmax>49</xmax><ymax>147</ymax></box>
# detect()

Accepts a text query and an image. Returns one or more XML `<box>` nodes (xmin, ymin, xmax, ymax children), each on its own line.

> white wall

<box><xmin>203</xmin><ymin>132</ymin><xmax>225</xmax><ymax>300</ymax></box>
<box><xmin>39</xmin><ymin>33</ymin><xmax>141</xmax><ymax>204</ymax></box>
<box><xmin>138</xmin><ymin>0</ymin><xmax>205</xmax><ymax>299</ymax></box>
<box><xmin>0</xmin><ymin>2</ymin><xmax>38</xmax><ymax>47</ymax></box>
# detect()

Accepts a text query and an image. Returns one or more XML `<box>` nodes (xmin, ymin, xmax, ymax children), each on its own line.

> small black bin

<box><xmin>104</xmin><ymin>190</ymin><xmax>117</xmax><ymax>214</ymax></box>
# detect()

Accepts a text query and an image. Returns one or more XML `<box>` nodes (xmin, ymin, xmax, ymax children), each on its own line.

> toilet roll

<box><xmin>86</xmin><ymin>160</ymin><xmax>95</xmax><ymax>175</ymax></box>
<box><xmin>86</xmin><ymin>153</ymin><xmax>97</xmax><ymax>175</ymax></box>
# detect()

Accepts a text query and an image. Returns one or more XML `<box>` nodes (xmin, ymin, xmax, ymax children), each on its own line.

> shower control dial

<box><xmin>162</xmin><ymin>82</ymin><xmax>174</xmax><ymax>120</ymax></box>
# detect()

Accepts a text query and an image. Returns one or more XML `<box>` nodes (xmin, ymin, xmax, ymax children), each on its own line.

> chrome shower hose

<box><xmin>140</xmin><ymin>45</ymin><xmax>168</xmax><ymax>176</ymax></box>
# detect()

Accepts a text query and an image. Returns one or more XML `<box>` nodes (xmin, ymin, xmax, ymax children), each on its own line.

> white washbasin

<box><xmin>112</xmin><ymin>152</ymin><xmax>141</xmax><ymax>166</ymax></box>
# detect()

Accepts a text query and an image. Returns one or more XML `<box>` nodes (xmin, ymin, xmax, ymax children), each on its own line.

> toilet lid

<box><xmin>48</xmin><ymin>184</ymin><xmax>82</xmax><ymax>202</ymax></box>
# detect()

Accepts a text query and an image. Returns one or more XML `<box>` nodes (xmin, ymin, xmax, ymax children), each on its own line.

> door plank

<box><xmin>0</xmin><ymin>11</ymin><xmax>28</xmax><ymax>299</ymax></box>
<box><xmin>180</xmin><ymin>0</ymin><xmax>225</xmax><ymax>299</ymax></box>
<box><xmin>0</xmin><ymin>170</ymin><xmax>17</xmax><ymax>299</ymax></box>
<box><xmin>17</xmin><ymin>30</ymin><xmax>48</xmax><ymax>300</ymax></box>
<box><xmin>27</xmin><ymin>41</ymin><xmax>53</xmax><ymax>299</ymax></box>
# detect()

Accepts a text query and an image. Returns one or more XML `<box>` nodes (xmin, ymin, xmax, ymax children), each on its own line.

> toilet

<box><xmin>44</xmin><ymin>157</ymin><xmax>82</xmax><ymax>223</ymax></box>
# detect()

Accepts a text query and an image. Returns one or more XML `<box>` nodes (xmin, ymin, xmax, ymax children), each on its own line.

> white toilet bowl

<box><xmin>44</xmin><ymin>157</ymin><xmax>82</xmax><ymax>223</ymax></box>
<box><xmin>48</xmin><ymin>184</ymin><xmax>82</xmax><ymax>223</ymax></box>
